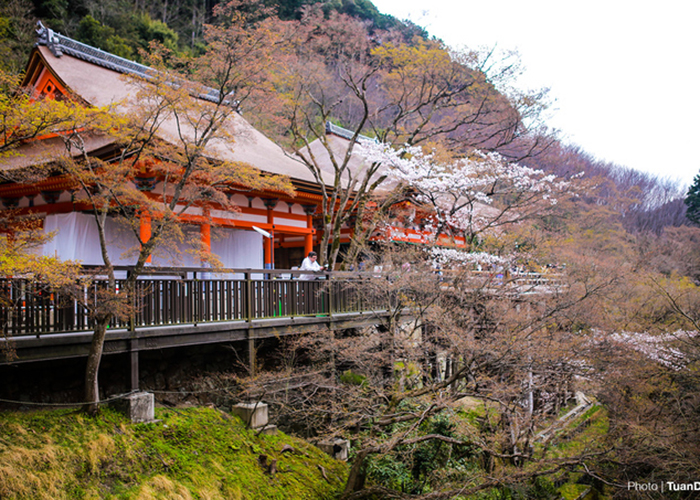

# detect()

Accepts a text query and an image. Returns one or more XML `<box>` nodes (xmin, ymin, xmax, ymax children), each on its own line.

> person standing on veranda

<box><xmin>299</xmin><ymin>251</ymin><xmax>326</xmax><ymax>280</ymax></box>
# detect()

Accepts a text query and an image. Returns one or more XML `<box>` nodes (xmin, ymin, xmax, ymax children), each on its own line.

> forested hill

<box><xmin>1</xmin><ymin>0</ymin><xmax>425</xmax><ymax>72</ymax></box>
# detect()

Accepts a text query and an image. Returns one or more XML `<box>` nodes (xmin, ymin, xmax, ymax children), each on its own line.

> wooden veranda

<box><xmin>0</xmin><ymin>265</ymin><xmax>563</xmax><ymax>394</ymax></box>
<box><xmin>0</xmin><ymin>267</ymin><xmax>395</xmax><ymax>391</ymax></box>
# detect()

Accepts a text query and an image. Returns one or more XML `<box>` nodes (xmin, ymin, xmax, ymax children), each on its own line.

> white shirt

<box><xmin>299</xmin><ymin>257</ymin><xmax>322</xmax><ymax>280</ymax></box>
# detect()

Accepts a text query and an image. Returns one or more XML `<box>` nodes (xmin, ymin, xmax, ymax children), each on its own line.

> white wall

<box><xmin>211</xmin><ymin>227</ymin><xmax>263</xmax><ymax>270</ymax></box>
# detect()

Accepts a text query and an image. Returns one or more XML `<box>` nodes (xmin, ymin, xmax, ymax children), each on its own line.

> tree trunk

<box><xmin>83</xmin><ymin>316</ymin><xmax>110</xmax><ymax>415</ymax></box>
<box><xmin>343</xmin><ymin>448</ymin><xmax>370</xmax><ymax>496</ymax></box>
<box><xmin>319</xmin><ymin>221</ymin><xmax>331</xmax><ymax>267</ymax></box>
<box><xmin>329</xmin><ymin>234</ymin><xmax>341</xmax><ymax>270</ymax></box>
<box><xmin>527</xmin><ymin>366</ymin><xmax>534</xmax><ymax>417</ymax></box>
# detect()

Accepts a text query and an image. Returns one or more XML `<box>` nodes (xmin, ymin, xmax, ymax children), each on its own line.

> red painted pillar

<box><xmin>303</xmin><ymin>204</ymin><xmax>317</xmax><ymax>256</ymax></box>
<box><xmin>139</xmin><ymin>211</ymin><xmax>152</xmax><ymax>263</ymax></box>
<box><xmin>200</xmin><ymin>222</ymin><xmax>211</xmax><ymax>259</ymax></box>
<box><xmin>263</xmin><ymin>232</ymin><xmax>272</xmax><ymax>267</ymax></box>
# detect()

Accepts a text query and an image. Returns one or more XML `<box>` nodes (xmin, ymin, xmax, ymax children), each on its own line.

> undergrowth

<box><xmin>0</xmin><ymin>406</ymin><xmax>347</xmax><ymax>500</ymax></box>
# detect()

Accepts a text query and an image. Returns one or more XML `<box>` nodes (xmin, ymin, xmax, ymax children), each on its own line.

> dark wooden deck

<box><xmin>0</xmin><ymin>266</ymin><xmax>560</xmax><ymax>377</ymax></box>
<box><xmin>0</xmin><ymin>268</ymin><xmax>391</xmax><ymax>369</ymax></box>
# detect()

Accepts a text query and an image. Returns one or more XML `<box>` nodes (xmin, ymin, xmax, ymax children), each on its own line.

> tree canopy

<box><xmin>685</xmin><ymin>172</ymin><xmax>700</xmax><ymax>225</ymax></box>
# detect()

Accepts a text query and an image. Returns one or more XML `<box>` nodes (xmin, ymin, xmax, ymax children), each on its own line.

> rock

<box><xmin>257</xmin><ymin>424</ymin><xmax>278</xmax><ymax>436</ymax></box>
<box><xmin>232</xmin><ymin>402</ymin><xmax>269</xmax><ymax>429</ymax></box>
<box><xmin>110</xmin><ymin>391</ymin><xmax>155</xmax><ymax>424</ymax></box>
<box><xmin>317</xmin><ymin>438</ymin><xmax>350</xmax><ymax>461</ymax></box>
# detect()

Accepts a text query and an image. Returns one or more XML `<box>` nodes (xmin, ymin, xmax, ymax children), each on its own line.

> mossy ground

<box><xmin>0</xmin><ymin>406</ymin><xmax>347</xmax><ymax>500</ymax></box>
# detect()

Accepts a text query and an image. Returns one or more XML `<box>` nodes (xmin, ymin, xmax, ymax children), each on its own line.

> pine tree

<box><xmin>684</xmin><ymin>173</ymin><xmax>700</xmax><ymax>224</ymax></box>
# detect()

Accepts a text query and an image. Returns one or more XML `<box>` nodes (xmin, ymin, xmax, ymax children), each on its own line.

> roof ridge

<box><xmin>34</xmin><ymin>21</ymin><xmax>227</xmax><ymax>106</ymax></box>
<box><xmin>325</xmin><ymin>122</ymin><xmax>377</xmax><ymax>143</ymax></box>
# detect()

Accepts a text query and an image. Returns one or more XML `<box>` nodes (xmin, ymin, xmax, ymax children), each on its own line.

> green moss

<box><xmin>0</xmin><ymin>407</ymin><xmax>347</xmax><ymax>499</ymax></box>
<box><xmin>340</xmin><ymin>370</ymin><xmax>367</xmax><ymax>387</ymax></box>
<box><xmin>558</xmin><ymin>482</ymin><xmax>591</xmax><ymax>500</ymax></box>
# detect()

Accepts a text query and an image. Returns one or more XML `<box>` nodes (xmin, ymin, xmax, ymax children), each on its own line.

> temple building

<box><xmin>1</xmin><ymin>23</ymin><xmax>465</xmax><ymax>274</ymax></box>
<box><xmin>2</xmin><ymin>23</ymin><xmax>328</xmax><ymax>272</ymax></box>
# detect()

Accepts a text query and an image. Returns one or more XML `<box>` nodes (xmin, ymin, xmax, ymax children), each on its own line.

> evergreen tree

<box><xmin>684</xmin><ymin>173</ymin><xmax>700</xmax><ymax>224</ymax></box>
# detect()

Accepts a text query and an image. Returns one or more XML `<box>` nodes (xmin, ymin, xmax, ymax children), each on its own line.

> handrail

<box><xmin>79</xmin><ymin>265</ymin><xmax>336</xmax><ymax>277</ymax></box>
<box><xmin>0</xmin><ymin>272</ymin><xmax>377</xmax><ymax>337</ymax></box>
<box><xmin>1</xmin><ymin>268</ymin><xmax>561</xmax><ymax>338</ymax></box>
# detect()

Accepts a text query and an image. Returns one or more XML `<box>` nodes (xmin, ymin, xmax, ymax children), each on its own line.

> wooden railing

<box><xmin>1</xmin><ymin>267</ymin><xmax>562</xmax><ymax>338</ymax></box>
<box><xmin>0</xmin><ymin>267</ymin><xmax>377</xmax><ymax>337</ymax></box>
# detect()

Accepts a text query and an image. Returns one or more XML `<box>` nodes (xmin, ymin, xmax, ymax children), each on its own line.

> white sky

<box><xmin>371</xmin><ymin>0</ymin><xmax>700</xmax><ymax>187</ymax></box>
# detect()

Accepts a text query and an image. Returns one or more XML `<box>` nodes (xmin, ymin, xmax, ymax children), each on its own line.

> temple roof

<box><xmin>14</xmin><ymin>22</ymin><xmax>327</xmax><ymax>187</ymax></box>
<box><xmin>324</xmin><ymin>122</ymin><xmax>374</xmax><ymax>144</ymax></box>
<box><xmin>35</xmin><ymin>21</ymin><xmax>222</xmax><ymax>104</ymax></box>
<box><xmin>301</xmin><ymin>122</ymin><xmax>395</xmax><ymax>194</ymax></box>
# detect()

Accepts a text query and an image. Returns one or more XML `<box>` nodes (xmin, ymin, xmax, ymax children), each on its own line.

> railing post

<box><xmin>245</xmin><ymin>271</ymin><xmax>253</xmax><ymax>322</ymax></box>
<box><xmin>245</xmin><ymin>271</ymin><xmax>255</xmax><ymax>376</ymax></box>
<box><xmin>193</xmin><ymin>271</ymin><xmax>198</xmax><ymax>326</ymax></box>
<box><xmin>127</xmin><ymin>270</ymin><xmax>139</xmax><ymax>392</ymax></box>
<box><xmin>327</xmin><ymin>271</ymin><xmax>333</xmax><ymax>320</ymax></box>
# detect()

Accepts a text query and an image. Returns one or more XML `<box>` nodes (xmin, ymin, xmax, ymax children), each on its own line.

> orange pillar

<box><xmin>200</xmin><ymin>222</ymin><xmax>211</xmax><ymax>259</ymax></box>
<box><xmin>139</xmin><ymin>212</ymin><xmax>152</xmax><ymax>263</ymax></box>
<box><xmin>303</xmin><ymin>205</ymin><xmax>317</xmax><ymax>256</ymax></box>
<box><xmin>263</xmin><ymin>232</ymin><xmax>272</xmax><ymax>267</ymax></box>
<box><xmin>304</xmin><ymin>224</ymin><xmax>313</xmax><ymax>256</ymax></box>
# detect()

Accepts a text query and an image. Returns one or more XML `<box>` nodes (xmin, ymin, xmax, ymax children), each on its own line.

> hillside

<box><xmin>2</xmin><ymin>0</ymin><xmax>688</xmax><ymax>235</ymax></box>
<box><xmin>0</xmin><ymin>406</ymin><xmax>347</xmax><ymax>499</ymax></box>
<box><xmin>0</xmin><ymin>0</ymin><xmax>425</xmax><ymax>73</ymax></box>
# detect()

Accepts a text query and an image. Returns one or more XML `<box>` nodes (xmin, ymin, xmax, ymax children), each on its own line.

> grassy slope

<box><xmin>0</xmin><ymin>406</ymin><xmax>347</xmax><ymax>500</ymax></box>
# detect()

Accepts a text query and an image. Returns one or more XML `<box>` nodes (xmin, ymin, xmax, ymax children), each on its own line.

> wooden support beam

<box><xmin>245</xmin><ymin>271</ymin><xmax>255</xmax><ymax>375</ymax></box>
<box><xmin>248</xmin><ymin>337</ymin><xmax>256</xmax><ymax>377</ymax></box>
<box><xmin>129</xmin><ymin>340</ymin><xmax>139</xmax><ymax>391</ymax></box>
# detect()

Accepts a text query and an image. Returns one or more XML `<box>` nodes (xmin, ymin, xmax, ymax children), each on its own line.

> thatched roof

<box><xmin>301</xmin><ymin>124</ymin><xmax>395</xmax><ymax>194</ymax></box>
<box><xmin>11</xmin><ymin>24</ymin><xmax>325</xmax><ymax>186</ymax></box>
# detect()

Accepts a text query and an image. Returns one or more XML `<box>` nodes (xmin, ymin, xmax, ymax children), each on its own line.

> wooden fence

<box><xmin>0</xmin><ymin>267</ymin><xmax>562</xmax><ymax>338</ymax></box>
<box><xmin>0</xmin><ymin>268</ymin><xmax>376</xmax><ymax>337</ymax></box>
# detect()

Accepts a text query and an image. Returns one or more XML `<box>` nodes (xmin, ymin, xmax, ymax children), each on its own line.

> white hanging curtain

<box><xmin>211</xmin><ymin>227</ymin><xmax>263</xmax><ymax>278</ymax></box>
<box><xmin>43</xmin><ymin>213</ymin><xmax>263</xmax><ymax>278</ymax></box>
<box><xmin>43</xmin><ymin>212</ymin><xmax>138</xmax><ymax>266</ymax></box>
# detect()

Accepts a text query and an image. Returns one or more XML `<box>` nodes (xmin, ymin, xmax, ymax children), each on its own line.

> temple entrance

<box><xmin>275</xmin><ymin>245</ymin><xmax>306</xmax><ymax>270</ymax></box>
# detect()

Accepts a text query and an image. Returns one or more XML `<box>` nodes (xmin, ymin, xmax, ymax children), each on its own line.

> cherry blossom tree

<box><xmin>359</xmin><ymin>141</ymin><xmax>574</xmax><ymax>250</ymax></box>
<box><xmin>264</xmin><ymin>7</ymin><xmax>553</xmax><ymax>269</ymax></box>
